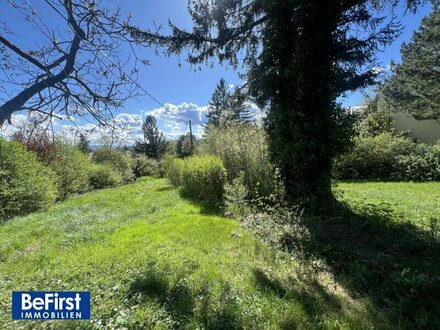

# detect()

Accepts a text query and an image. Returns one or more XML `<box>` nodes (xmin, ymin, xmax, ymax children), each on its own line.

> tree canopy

<box><xmin>207</xmin><ymin>78</ymin><xmax>230</xmax><ymax>128</ymax></box>
<box><xmin>176</xmin><ymin>133</ymin><xmax>197</xmax><ymax>158</ymax></box>
<box><xmin>384</xmin><ymin>5</ymin><xmax>440</xmax><ymax>122</ymax></box>
<box><xmin>128</xmin><ymin>0</ymin><xmax>430</xmax><ymax>206</ymax></box>
<box><xmin>134</xmin><ymin>115</ymin><xmax>168</xmax><ymax>160</ymax></box>
<box><xmin>207</xmin><ymin>78</ymin><xmax>252</xmax><ymax>128</ymax></box>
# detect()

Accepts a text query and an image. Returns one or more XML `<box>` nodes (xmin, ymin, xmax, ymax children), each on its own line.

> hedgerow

<box><xmin>165</xmin><ymin>155</ymin><xmax>226</xmax><ymax>204</ymax></box>
<box><xmin>0</xmin><ymin>139</ymin><xmax>57</xmax><ymax>220</ymax></box>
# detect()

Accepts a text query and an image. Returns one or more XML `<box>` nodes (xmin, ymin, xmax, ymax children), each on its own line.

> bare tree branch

<box><xmin>0</xmin><ymin>0</ymin><xmax>144</xmax><ymax>127</ymax></box>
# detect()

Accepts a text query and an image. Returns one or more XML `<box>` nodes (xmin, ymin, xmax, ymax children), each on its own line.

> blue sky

<box><xmin>0</xmin><ymin>0</ymin><xmax>434</xmax><ymax>142</ymax></box>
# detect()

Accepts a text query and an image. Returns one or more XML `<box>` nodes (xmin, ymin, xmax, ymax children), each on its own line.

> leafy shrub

<box><xmin>333</xmin><ymin>133</ymin><xmax>440</xmax><ymax>181</ymax></box>
<box><xmin>0</xmin><ymin>139</ymin><xmax>57</xmax><ymax>220</ymax></box>
<box><xmin>355</xmin><ymin>92</ymin><xmax>394</xmax><ymax>138</ymax></box>
<box><xmin>393</xmin><ymin>143</ymin><xmax>440</xmax><ymax>181</ymax></box>
<box><xmin>162</xmin><ymin>156</ymin><xmax>185</xmax><ymax>186</ymax></box>
<box><xmin>243</xmin><ymin>210</ymin><xmax>311</xmax><ymax>253</ymax></box>
<box><xmin>132</xmin><ymin>155</ymin><xmax>160</xmax><ymax>178</ymax></box>
<box><xmin>50</xmin><ymin>143</ymin><xmax>94</xmax><ymax>199</ymax></box>
<box><xmin>165</xmin><ymin>155</ymin><xmax>226</xmax><ymax>204</ymax></box>
<box><xmin>13</xmin><ymin>127</ymin><xmax>58</xmax><ymax>164</ymax></box>
<box><xmin>199</xmin><ymin>124</ymin><xmax>276</xmax><ymax>198</ymax></box>
<box><xmin>224</xmin><ymin>174</ymin><xmax>250</xmax><ymax>218</ymax></box>
<box><xmin>180</xmin><ymin>156</ymin><xmax>226</xmax><ymax>204</ymax></box>
<box><xmin>92</xmin><ymin>147</ymin><xmax>134</xmax><ymax>183</ymax></box>
<box><xmin>89</xmin><ymin>164</ymin><xmax>122</xmax><ymax>189</ymax></box>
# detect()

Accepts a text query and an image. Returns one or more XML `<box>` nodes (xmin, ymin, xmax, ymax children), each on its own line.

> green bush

<box><xmin>92</xmin><ymin>147</ymin><xmax>134</xmax><ymax>183</ymax></box>
<box><xmin>393</xmin><ymin>143</ymin><xmax>440</xmax><ymax>181</ymax></box>
<box><xmin>50</xmin><ymin>143</ymin><xmax>94</xmax><ymax>200</ymax></box>
<box><xmin>164</xmin><ymin>156</ymin><xmax>226</xmax><ymax>204</ymax></box>
<box><xmin>199</xmin><ymin>124</ymin><xmax>276</xmax><ymax>198</ymax></box>
<box><xmin>0</xmin><ymin>139</ymin><xmax>57</xmax><ymax>220</ymax></box>
<box><xmin>224</xmin><ymin>174</ymin><xmax>250</xmax><ymax>218</ymax></box>
<box><xmin>89</xmin><ymin>164</ymin><xmax>122</xmax><ymax>189</ymax></box>
<box><xmin>333</xmin><ymin>133</ymin><xmax>440</xmax><ymax>181</ymax></box>
<box><xmin>132</xmin><ymin>156</ymin><xmax>160</xmax><ymax>178</ymax></box>
<box><xmin>180</xmin><ymin>156</ymin><xmax>226</xmax><ymax>203</ymax></box>
<box><xmin>163</xmin><ymin>156</ymin><xmax>185</xmax><ymax>186</ymax></box>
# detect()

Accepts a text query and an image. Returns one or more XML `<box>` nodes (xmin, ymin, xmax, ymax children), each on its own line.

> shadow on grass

<box><xmin>155</xmin><ymin>186</ymin><xmax>176</xmax><ymax>193</ymax></box>
<box><xmin>252</xmin><ymin>268</ymin><xmax>361</xmax><ymax>329</ymax></box>
<box><xmin>299</xmin><ymin>200</ymin><xmax>440</xmax><ymax>328</ymax></box>
<box><xmin>177</xmin><ymin>191</ymin><xmax>223</xmax><ymax>216</ymax></box>
<box><xmin>127</xmin><ymin>267</ymin><xmax>195</xmax><ymax>325</ymax></box>
<box><xmin>152</xmin><ymin>183</ymin><xmax>223</xmax><ymax>216</ymax></box>
<box><xmin>127</xmin><ymin>269</ymin><xmax>248</xmax><ymax>329</ymax></box>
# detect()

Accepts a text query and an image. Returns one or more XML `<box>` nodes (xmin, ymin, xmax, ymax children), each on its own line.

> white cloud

<box><xmin>248</xmin><ymin>102</ymin><xmax>266</xmax><ymax>125</ymax></box>
<box><xmin>146</xmin><ymin>102</ymin><xmax>209</xmax><ymax>139</ymax></box>
<box><xmin>371</xmin><ymin>66</ymin><xmax>386</xmax><ymax>75</ymax></box>
<box><xmin>0</xmin><ymin>114</ymin><xmax>26</xmax><ymax>138</ymax></box>
<box><xmin>0</xmin><ymin>101</ymin><xmax>265</xmax><ymax>144</ymax></box>
<box><xmin>115</xmin><ymin>113</ymin><xmax>143</xmax><ymax>127</ymax></box>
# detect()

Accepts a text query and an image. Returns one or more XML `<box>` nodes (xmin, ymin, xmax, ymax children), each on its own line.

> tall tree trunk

<box><xmin>265</xmin><ymin>1</ymin><xmax>337</xmax><ymax>208</ymax></box>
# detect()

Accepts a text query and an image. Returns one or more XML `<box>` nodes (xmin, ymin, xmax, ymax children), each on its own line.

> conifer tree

<box><xmin>129</xmin><ymin>0</ymin><xmax>428</xmax><ymax>207</ymax></box>
<box><xmin>207</xmin><ymin>78</ymin><xmax>230</xmax><ymax>127</ymax></box>
<box><xmin>77</xmin><ymin>134</ymin><xmax>91</xmax><ymax>153</ymax></box>
<box><xmin>134</xmin><ymin>115</ymin><xmax>168</xmax><ymax>160</ymax></box>
<box><xmin>384</xmin><ymin>6</ymin><xmax>440</xmax><ymax>122</ymax></box>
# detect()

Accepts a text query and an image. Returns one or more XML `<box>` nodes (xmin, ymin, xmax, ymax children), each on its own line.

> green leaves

<box><xmin>164</xmin><ymin>155</ymin><xmax>227</xmax><ymax>204</ymax></box>
<box><xmin>0</xmin><ymin>139</ymin><xmax>57</xmax><ymax>220</ymax></box>
<box><xmin>384</xmin><ymin>8</ymin><xmax>440</xmax><ymax>122</ymax></box>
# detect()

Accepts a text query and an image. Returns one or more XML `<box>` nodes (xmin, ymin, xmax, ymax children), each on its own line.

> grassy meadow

<box><xmin>0</xmin><ymin>178</ymin><xmax>439</xmax><ymax>329</ymax></box>
<box><xmin>335</xmin><ymin>181</ymin><xmax>440</xmax><ymax>227</ymax></box>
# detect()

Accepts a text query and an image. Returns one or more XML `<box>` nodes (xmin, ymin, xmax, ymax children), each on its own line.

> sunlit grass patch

<box><xmin>0</xmin><ymin>178</ymin><xmax>390</xmax><ymax>329</ymax></box>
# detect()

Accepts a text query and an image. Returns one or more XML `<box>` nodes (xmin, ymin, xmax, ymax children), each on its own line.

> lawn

<box><xmin>0</xmin><ymin>178</ymin><xmax>439</xmax><ymax>329</ymax></box>
<box><xmin>335</xmin><ymin>181</ymin><xmax>440</xmax><ymax>228</ymax></box>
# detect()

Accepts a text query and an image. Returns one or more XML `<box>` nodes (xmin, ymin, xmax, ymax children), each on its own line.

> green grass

<box><xmin>0</xmin><ymin>178</ymin><xmax>387</xmax><ymax>329</ymax></box>
<box><xmin>1</xmin><ymin>179</ymin><xmax>439</xmax><ymax>329</ymax></box>
<box><xmin>335</xmin><ymin>181</ymin><xmax>440</xmax><ymax>228</ymax></box>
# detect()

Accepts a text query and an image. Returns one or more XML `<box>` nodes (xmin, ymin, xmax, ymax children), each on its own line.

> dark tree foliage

<box><xmin>384</xmin><ymin>6</ymin><xmax>440</xmax><ymax>122</ymax></box>
<box><xmin>134</xmin><ymin>115</ymin><xmax>168</xmax><ymax>160</ymax></box>
<box><xmin>207</xmin><ymin>78</ymin><xmax>252</xmax><ymax>128</ymax></box>
<box><xmin>176</xmin><ymin>133</ymin><xmax>197</xmax><ymax>158</ymax></box>
<box><xmin>77</xmin><ymin>134</ymin><xmax>91</xmax><ymax>153</ymax></box>
<box><xmin>226</xmin><ymin>87</ymin><xmax>253</xmax><ymax>125</ymax></box>
<box><xmin>129</xmin><ymin>0</ymin><xmax>429</xmax><ymax>206</ymax></box>
<box><xmin>207</xmin><ymin>78</ymin><xmax>229</xmax><ymax>127</ymax></box>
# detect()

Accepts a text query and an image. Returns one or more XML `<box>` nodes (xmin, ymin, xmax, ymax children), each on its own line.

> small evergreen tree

<box><xmin>176</xmin><ymin>133</ymin><xmax>197</xmax><ymax>158</ymax></box>
<box><xmin>208</xmin><ymin>80</ymin><xmax>252</xmax><ymax>128</ymax></box>
<box><xmin>229</xmin><ymin>87</ymin><xmax>253</xmax><ymax>124</ymax></box>
<box><xmin>77</xmin><ymin>133</ymin><xmax>91</xmax><ymax>153</ymax></box>
<box><xmin>207</xmin><ymin>78</ymin><xmax>230</xmax><ymax>127</ymax></box>
<box><xmin>134</xmin><ymin>115</ymin><xmax>168</xmax><ymax>160</ymax></box>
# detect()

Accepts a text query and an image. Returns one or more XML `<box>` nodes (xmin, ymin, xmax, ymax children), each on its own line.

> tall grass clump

<box><xmin>165</xmin><ymin>155</ymin><xmax>226</xmax><ymax>204</ymax></box>
<box><xmin>0</xmin><ymin>138</ymin><xmax>57</xmax><ymax>220</ymax></box>
<box><xmin>199</xmin><ymin>124</ymin><xmax>276</xmax><ymax>198</ymax></box>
